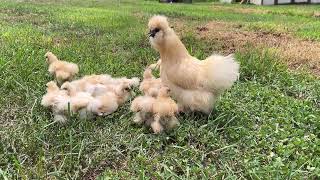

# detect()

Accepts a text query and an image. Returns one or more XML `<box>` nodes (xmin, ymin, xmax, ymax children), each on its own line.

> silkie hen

<box><xmin>148</xmin><ymin>15</ymin><xmax>240</xmax><ymax>113</ymax></box>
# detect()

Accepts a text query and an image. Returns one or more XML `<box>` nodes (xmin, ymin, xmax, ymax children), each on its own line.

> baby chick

<box><xmin>45</xmin><ymin>52</ymin><xmax>79</xmax><ymax>84</ymax></box>
<box><xmin>41</xmin><ymin>81</ymin><xmax>68</xmax><ymax>108</ymax></box>
<box><xmin>85</xmin><ymin>92</ymin><xmax>119</xmax><ymax>118</ymax></box>
<box><xmin>64</xmin><ymin>75</ymin><xmax>139</xmax><ymax>96</ymax></box>
<box><xmin>41</xmin><ymin>81</ymin><xmax>70</xmax><ymax>123</ymax></box>
<box><xmin>151</xmin><ymin>86</ymin><xmax>179</xmax><ymax>134</ymax></box>
<box><xmin>139</xmin><ymin>66</ymin><xmax>162</xmax><ymax>97</ymax></box>
<box><xmin>80</xmin><ymin>82</ymin><xmax>132</xmax><ymax>119</ymax></box>
<box><xmin>130</xmin><ymin>95</ymin><xmax>156</xmax><ymax>125</ymax></box>
<box><xmin>59</xmin><ymin>81</ymin><xmax>94</xmax><ymax>114</ymax></box>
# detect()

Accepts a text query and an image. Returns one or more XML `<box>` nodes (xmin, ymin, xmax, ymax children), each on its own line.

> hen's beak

<box><xmin>149</xmin><ymin>28</ymin><xmax>160</xmax><ymax>38</ymax></box>
<box><xmin>148</xmin><ymin>30</ymin><xmax>156</xmax><ymax>38</ymax></box>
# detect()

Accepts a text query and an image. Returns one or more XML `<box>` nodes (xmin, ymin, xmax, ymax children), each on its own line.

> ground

<box><xmin>0</xmin><ymin>0</ymin><xmax>319</xmax><ymax>179</ymax></box>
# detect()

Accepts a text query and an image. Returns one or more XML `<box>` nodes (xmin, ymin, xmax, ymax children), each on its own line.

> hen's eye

<box><xmin>149</xmin><ymin>28</ymin><xmax>161</xmax><ymax>38</ymax></box>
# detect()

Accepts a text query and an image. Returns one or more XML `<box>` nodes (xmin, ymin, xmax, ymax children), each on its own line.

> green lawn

<box><xmin>0</xmin><ymin>0</ymin><xmax>319</xmax><ymax>179</ymax></box>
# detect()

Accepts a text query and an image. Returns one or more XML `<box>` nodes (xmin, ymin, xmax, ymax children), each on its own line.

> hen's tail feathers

<box><xmin>207</xmin><ymin>54</ymin><xmax>240</xmax><ymax>92</ymax></box>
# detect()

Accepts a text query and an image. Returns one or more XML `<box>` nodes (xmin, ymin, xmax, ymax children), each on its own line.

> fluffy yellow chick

<box><xmin>41</xmin><ymin>81</ymin><xmax>68</xmax><ymax>108</ymax></box>
<box><xmin>112</xmin><ymin>77</ymin><xmax>140</xmax><ymax>87</ymax></box>
<box><xmin>85</xmin><ymin>82</ymin><xmax>132</xmax><ymax>118</ymax></box>
<box><xmin>85</xmin><ymin>92</ymin><xmax>119</xmax><ymax>117</ymax></box>
<box><xmin>45</xmin><ymin>52</ymin><xmax>79</xmax><ymax>84</ymax></box>
<box><xmin>151</xmin><ymin>86</ymin><xmax>179</xmax><ymax>134</ymax></box>
<box><xmin>63</xmin><ymin>74</ymin><xmax>139</xmax><ymax>95</ymax></box>
<box><xmin>130</xmin><ymin>95</ymin><xmax>156</xmax><ymax>125</ymax></box>
<box><xmin>41</xmin><ymin>81</ymin><xmax>70</xmax><ymax>123</ymax></box>
<box><xmin>59</xmin><ymin>81</ymin><xmax>94</xmax><ymax>114</ymax></box>
<box><xmin>139</xmin><ymin>66</ymin><xmax>162</xmax><ymax>97</ymax></box>
<box><xmin>113</xmin><ymin>83</ymin><xmax>133</xmax><ymax>105</ymax></box>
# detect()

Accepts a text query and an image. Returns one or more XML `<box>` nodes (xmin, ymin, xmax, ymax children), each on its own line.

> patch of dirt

<box><xmin>133</xmin><ymin>12</ymin><xmax>147</xmax><ymax>20</ymax></box>
<box><xmin>0</xmin><ymin>8</ymin><xmax>48</xmax><ymax>26</ymax></box>
<box><xmin>1</xmin><ymin>13</ymin><xmax>46</xmax><ymax>26</ymax></box>
<box><xmin>0</xmin><ymin>101</ymin><xmax>26</xmax><ymax>140</ymax></box>
<box><xmin>211</xmin><ymin>5</ymin><xmax>271</xmax><ymax>15</ymax></box>
<box><xmin>171</xmin><ymin>20</ymin><xmax>320</xmax><ymax>76</ymax></box>
<box><xmin>196</xmin><ymin>26</ymin><xmax>209</xmax><ymax>32</ymax></box>
<box><xmin>0</xmin><ymin>101</ymin><xmax>24</xmax><ymax>123</ymax></box>
<box><xmin>170</xmin><ymin>18</ymin><xmax>193</xmax><ymax>37</ymax></box>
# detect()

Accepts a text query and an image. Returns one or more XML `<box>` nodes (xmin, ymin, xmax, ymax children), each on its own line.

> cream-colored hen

<box><xmin>148</xmin><ymin>15</ymin><xmax>240</xmax><ymax>113</ymax></box>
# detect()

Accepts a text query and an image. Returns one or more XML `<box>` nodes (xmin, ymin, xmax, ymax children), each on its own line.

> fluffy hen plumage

<box><xmin>148</xmin><ymin>15</ymin><xmax>240</xmax><ymax>113</ymax></box>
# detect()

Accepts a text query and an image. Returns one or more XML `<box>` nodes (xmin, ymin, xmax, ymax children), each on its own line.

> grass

<box><xmin>0</xmin><ymin>0</ymin><xmax>319</xmax><ymax>179</ymax></box>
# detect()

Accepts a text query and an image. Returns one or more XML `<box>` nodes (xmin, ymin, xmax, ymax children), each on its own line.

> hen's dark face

<box><xmin>149</xmin><ymin>28</ymin><xmax>160</xmax><ymax>38</ymax></box>
<box><xmin>148</xmin><ymin>26</ymin><xmax>165</xmax><ymax>50</ymax></box>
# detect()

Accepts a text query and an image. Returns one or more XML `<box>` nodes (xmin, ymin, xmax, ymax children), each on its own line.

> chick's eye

<box><xmin>154</xmin><ymin>28</ymin><xmax>160</xmax><ymax>33</ymax></box>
